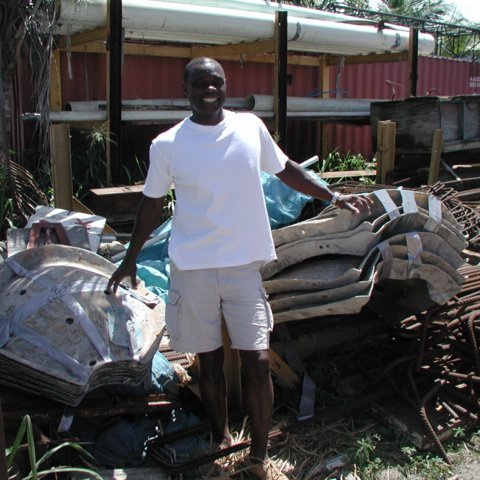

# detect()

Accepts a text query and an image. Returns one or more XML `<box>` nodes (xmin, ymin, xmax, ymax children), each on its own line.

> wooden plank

<box><xmin>1</xmin><ymin>394</ymin><xmax>174</xmax><ymax>427</ymax></box>
<box><xmin>71</xmin><ymin>197</ymin><xmax>117</xmax><ymax>235</ymax></box>
<box><xmin>90</xmin><ymin>185</ymin><xmax>143</xmax><ymax>218</ymax></box>
<box><xmin>192</xmin><ymin>39</ymin><xmax>275</xmax><ymax>57</ymax></box>
<box><xmin>57</xmin><ymin>27</ymin><xmax>109</xmax><ymax>49</ymax></box>
<box><xmin>49</xmin><ymin>124</ymin><xmax>73</xmax><ymax>211</ymax></box>
<box><xmin>394</xmin><ymin>139</ymin><xmax>480</xmax><ymax>155</ymax></box>
<box><xmin>91</xmin><ymin>185</ymin><xmax>144</xmax><ymax>195</ymax></box>
<box><xmin>319</xmin><ymin>169</ymin><xmax>376</xmax><ymax>179</ymax></box>
<box><xmin>428</xmin><ymin>129</ymin><xmax>443</xmax><ymax>185</ymax></box>
<box><xmin>268</xmin><ymin>349</ymin><xmax>299</xmax><ymax>390</ymax></box>
<box><xmin>214</xmin><ymin>51</ymin><xmax>323</xmax><ymax>66</ymax></box>
<box><xmin>66</xmin><ymin>40</ymin><xmax>324</xmax><ymax>66</ymax></box>
<box><xmin>371</xmin><ymin>97</ymin><xmax>480</xmax><ymax>151</ymax></box>
<box><xmin>49</xmin><ymin>49</ymin><xmax>62</xmax><ymax>111</ymax></box>
<box><xmin>375</xmin><ymin>120</ymin><xmax>396</xmax><ymax>185</ymax></box>
<box><xmin>325</xmin><ymin>51</ymin><xmax>408</xmax><ymax>66</ymax></box>
<box><xmin>441</xmin><ymin>140</ymin><xmax>480</xmax><ymax>153</ymax></box>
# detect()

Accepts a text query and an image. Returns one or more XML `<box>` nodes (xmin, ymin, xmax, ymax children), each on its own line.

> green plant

<box><xmin>133</xmin><ymin>155</ymin><xmax>148</xmax><ymax>183</ymax></box>
<box><xmin>317</xmin><ymin>150</ymin><xmax>376</xmax><ymax>185</ymax></box>
<box><xmin>85</xmin><ymin>124</ymin><xmax>112</xmax><ymax>185</ymax></box>
<box><xmin>6</xmin><ymin>415</ymin><xmax>102</xmax><ymax>480</ymax></box>
<box><xmin>121</xmin><ymin>155</ymin><xmax>147</xmax><ymax>186</ymax></box>
<box><xmin>71</xmin><ymin>125</ymin><xmax>112</xmax><ymax>203</ymax></box>
<box><xmin>400</xmin><ymin>446</ymin><xmax>450</xmax><ymax>479</ymax></box>
<box><xmin>163</xmin><ymin>188</ymin><xmax>176</xmax><ymax>220</ymax></box>
<box><xmin>0</xmin><ymin>162</ymin><xmax>15</xmax><ymax>235</ymax></box>
<box><xmin>353</xmin><ymin>434</ymin><xmax>378</xmax><ymax>467</ymax></box>
<box><xmin>0</xmin><ymin>158</ymin><xmax>48</xmax><ymax>239</ymax></box>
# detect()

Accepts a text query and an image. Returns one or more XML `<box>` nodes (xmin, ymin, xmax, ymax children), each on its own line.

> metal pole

<box><xmin>274</xmin><ymin>10</ymin><xmax>288</xmax><ymax>152</ymax></box>
<box><xmin>107</xmin><ymin>0</ymin><xmax>123</xmax><ymax>184</ymax></box>
<box><xmin>408</xmin><ymin>27</ymin><xmax>419</xmax><ymax>97</ymax></box>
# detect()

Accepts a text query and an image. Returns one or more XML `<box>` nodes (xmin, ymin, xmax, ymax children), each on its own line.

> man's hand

<box><xmin>333</xmin><ymin>193</ymin><xmax>373</xmax><ymax>215</ymax></box>
<box><xmin>107</xmin><ymin>259</ymin><xmax>138</xmax><ymax>294</ymax></box>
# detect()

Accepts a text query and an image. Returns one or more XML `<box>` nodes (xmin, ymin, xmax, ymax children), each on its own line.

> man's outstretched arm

<box><xmin>107</xmin><ymin>194</ymin><xmax>165</xmax><ymax>293</ymax></box>
<box><xmin>275</xmin><ymin>159</ymin><xmax>372</xmax><ymax>214</ymax></box>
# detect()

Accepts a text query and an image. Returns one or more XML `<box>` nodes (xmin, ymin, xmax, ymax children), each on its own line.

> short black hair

<box><xmin>184</xmin><ymin>57</ymin><xmax>224</xmax><ymax>83</ymax></box>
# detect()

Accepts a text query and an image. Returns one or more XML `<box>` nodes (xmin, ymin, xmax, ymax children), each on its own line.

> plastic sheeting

<box><xmin>131</xmin><ymin>172</ymin><xmax>323</xmax><ymax>300</ymax></box>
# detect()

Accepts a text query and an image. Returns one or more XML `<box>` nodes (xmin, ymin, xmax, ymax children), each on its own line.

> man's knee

<box><xmin>241</xmin><ymin>350</ymin><xmax>271</xmax><ymax>384</ymax></box>
<box><xmin>198</xmin><ymin>347</ymin><xmax>225</xmax><ymax>383</ymax></box>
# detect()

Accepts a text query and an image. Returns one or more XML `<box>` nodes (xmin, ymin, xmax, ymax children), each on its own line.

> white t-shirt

<box><xmin>143</xmin><ymin>110</ymin><xmax>288</xmax><ymax>270</ymax></box>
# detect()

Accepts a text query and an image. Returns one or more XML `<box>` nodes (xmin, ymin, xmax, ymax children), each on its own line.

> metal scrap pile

<box><xmin>359</xmin><ymin>262</ymin><xmax>480</xmax><ymax>463</ymax></box>
<box><xmin>262</xmin><ymin>182</ymin><xmax>480</xmax><ymax>464</ymax></box>
<box><xmin>423</xmin><ymin>181</ymin><xmax>480</xmax><ymax>253</ymax></box>
<box><xmin>262</xmin><ymin>188</ymin><xmax>468</xmax><ymax>324</ymax></box>
<box><xmin>0</xmin><ymin>244</ymin><xmax>166</xmax><ymax>406</ymax></box>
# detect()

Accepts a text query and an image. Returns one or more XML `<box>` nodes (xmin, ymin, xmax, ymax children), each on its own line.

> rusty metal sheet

<box><xmin>0</xmin><ymin>244</ymin><xmax>165</xmax><ymax>406</ymax></box>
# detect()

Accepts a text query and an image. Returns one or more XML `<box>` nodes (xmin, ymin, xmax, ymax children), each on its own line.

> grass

<box><xmin>6</xmin><ymin>415</ymin><xmax>102</xmax><ymax>480</ymax></box>
<box><xmin>190</xmin><ymin>314</ymin><xmax>476</xmax><ymax>480</ymax></box>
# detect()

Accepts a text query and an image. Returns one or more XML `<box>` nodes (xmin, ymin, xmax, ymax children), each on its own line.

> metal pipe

<box><xmin>44</xmin><ymin>109</ymin><xmax>370</xmax><ymax>123</ymax></box>
<box><xmin>162</xmin><ymin>0</ymin><xmax>380</xmax><ymax>25</ymax></box>
<box><xmin>65</xmin><ymin>97</ymin><xmax>254</xmax><ymax>111</ymax></box>
<box><xmin>247</xmin><ymin>94</ymin><xmax>381</xmax><ymax>112</ymax></box>
<box><xmin>31</xmin><ymin>108</ymin><xmax>370</xmax><ymax>123</ymax></box>
<box><xmin>53</xmin><ymin>0</ymin><xmax>436</xmax><ymax>56</ymax></box>
<box><xmin>275</xmin><ymin>10</ymin><xmax>288</xmax><ymax>151</ymax></box>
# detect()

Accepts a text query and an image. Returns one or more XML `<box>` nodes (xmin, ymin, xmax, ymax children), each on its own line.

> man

<box><xmin>108</xmin><ymin>57</ymin><xmax>370</xmax><ymax>479</ymax></box>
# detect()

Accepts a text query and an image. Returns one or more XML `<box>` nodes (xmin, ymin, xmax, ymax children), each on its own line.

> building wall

<box><xmin>329</xmin><ymin>56</ymin><xmax>480</xmax><ymax>159</ymax></box>
<box><xmin>57</xmin><ymin>52</ymin><xmax>480</xmax><ymax>165</ymax></box>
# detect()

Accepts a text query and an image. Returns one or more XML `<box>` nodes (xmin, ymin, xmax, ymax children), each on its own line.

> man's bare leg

<box><xmin>197</xmin><ymin>346</ymin><xmax>231</xmax><ymax>444</ymax></box>
<box><xmin>240</xmin><ymin>349</ymin><xmax>273</xmax><ymax>461</ymax></box>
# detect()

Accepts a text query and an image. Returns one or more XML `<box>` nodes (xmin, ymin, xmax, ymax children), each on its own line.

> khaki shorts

<box><xmin>165</xmin><ymin>261</ymin><xmax>274</xmax><ymax>353</ymax></box>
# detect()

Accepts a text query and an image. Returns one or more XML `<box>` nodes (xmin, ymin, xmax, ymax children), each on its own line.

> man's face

<box><xmin>183</xmin><ymin>60</ymin><xmax>226</xmax><ymax>125</ymax></box>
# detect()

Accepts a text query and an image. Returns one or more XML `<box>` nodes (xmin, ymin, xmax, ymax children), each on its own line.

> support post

<box><xmin>320</xmin><ymin>56</ymin><xmax>330</xmax><ymax>160</ymax></box>
<box><xmin>408</xmin><ymin>27</ymin><xmax>419</xmax><ymax>97</ymax></box>
<box><xmin>106</xmin><ymin>0</ymin><xmax>123</xmax><ymax>184</ymax></box>
<box><xmin>274</xmin><ymin>10</ymin><xmax>288</xmax><ymax>152</ymax></box>
<box><xmin>375</xmin><ymin>120</ymin><xmax>396</xmax><ymax>185</ymax></box>
<box><xmin>428</xmin><ymin>129</ymin><xmax>443</xmax><ymax>185</ymax></box>
<box><xmin>49</xmin><ymin>124</ymin><xmax>73</xmax><ymax>210</ymax></box>
<box><xmin>49</xmin><ymin>49</ymin><xmax>62</xmax><ymax>111</ymax></box>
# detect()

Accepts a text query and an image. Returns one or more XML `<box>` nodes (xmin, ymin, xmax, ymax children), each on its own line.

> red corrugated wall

<box><xmin>58</xmin><ymin>52</ymin><xmax>480</xmax><ymax>163</ymax></box>
<box><xmin>328</xmin><ymin>56</ymin><xmax>480</xmax><ymax>159</ymax></box>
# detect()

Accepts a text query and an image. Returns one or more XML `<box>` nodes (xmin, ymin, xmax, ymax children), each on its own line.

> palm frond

<box><xmin>9</xmin><ymin>160</ymin><xmax>48</xmax><ymax>218</ymax></box>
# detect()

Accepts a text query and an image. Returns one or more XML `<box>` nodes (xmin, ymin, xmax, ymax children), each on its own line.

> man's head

<box><xmin>183</xmin><ymin>57</ymin><xmax>226</xmax><ymax>126</ymax></box>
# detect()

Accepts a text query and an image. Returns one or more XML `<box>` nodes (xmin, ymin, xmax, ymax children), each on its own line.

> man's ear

<box><xmin>182</xmin><ymin>82</ymin><xmax>187</xmax><ymax>97</ymax></box>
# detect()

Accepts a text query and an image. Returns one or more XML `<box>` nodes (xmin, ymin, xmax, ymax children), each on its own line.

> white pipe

<box><xmin>246</xmin><ymin>94</ymin><xmax>384</xmax><ymax>112</ymax></box>
<box><xmin>163</xmin><ymin>0</ymin><xmax>380</xmax><ymax>25</ymax></box>
<box><xmin>41</xmin><ymin>109</ymin><xmax>369</xmax><ymax>123</ymax></box>
<box><xmin>65</xmin><ymin>97</ymin><xmax>253</xmax><ymax>111</ymax></box>
<box><xmin>54</xmin><ymin>0</ymin><xmax>435</xmax><ymax>56</ymax></box>
<box><xmin>300</xmin><ymin>155</ymin><xmax>319</xmax><ymax>168</ymax></box>
<box><xmin>49</xmin><ymin>111</ymin><xmax>107</xmax><ymax>121</ymax></box>
<box><xmin>48</xmin><ymin>110</ymin><xmax>191</xmax><ymax>122</ymax></box>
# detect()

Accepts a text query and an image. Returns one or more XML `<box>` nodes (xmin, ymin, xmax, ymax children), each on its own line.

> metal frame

<box><xmin>328</xmin><ymin>4</ymin><xmax>480</xmax><ymax>60</ymax></box>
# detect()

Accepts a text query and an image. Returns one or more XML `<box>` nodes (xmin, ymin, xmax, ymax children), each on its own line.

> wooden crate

<box><xmin>371</xmin><ymin>95</ymin><xmax>480</xmax><ymax>154</ymax></box>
